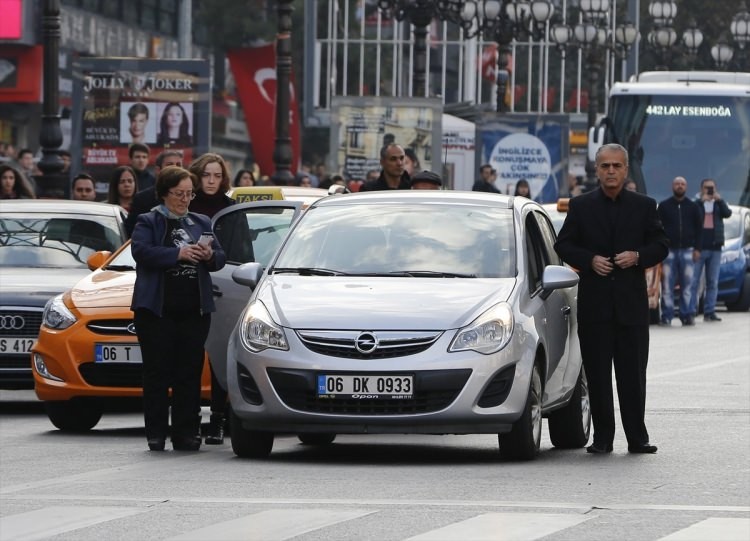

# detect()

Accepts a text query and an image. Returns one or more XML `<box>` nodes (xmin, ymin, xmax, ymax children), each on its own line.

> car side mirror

<box><xmin>540</xmin><ymin>265</ymin><xmax>579</xmax><ymax>299</ymax></box>
<box><xmin>232</xmin><ymin>262</ymin><xmax>264</xmax><ymax>289</ymax></box>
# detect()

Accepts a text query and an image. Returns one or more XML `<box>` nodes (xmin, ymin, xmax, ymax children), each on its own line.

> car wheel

<box><xmin>298</xmin><ymin>433</ymin><xmax>336</xmax><ymax>446</ymax></box>
<box><xmin>229</xmin><ymin>409</ymin><xmax>273</xmax><ymax>458</ymax></box>
<box><xmin>547</xmin><ymin>368</ymin><xmax>591</xmax><ymax>448</ymax></box>
<box><xmin>44</xmin><ymin>400</ymin><xmax>102</xmax><ymax>432</ymax></box>
<box><xmin>726</xmin><ymin>273</ymin><xmax>750</xmax><ymax>312</ymax></box>
<box><xmin>498</xmin><ymin>363</ymin><xmax>542</xmax><ymax>461</ymax></box>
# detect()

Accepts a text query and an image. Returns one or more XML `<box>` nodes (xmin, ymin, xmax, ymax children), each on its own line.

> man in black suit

<box><xmin>555</xmin><ymin>143</ymin><xmax>668</xmax><ymax>455</ymax></box>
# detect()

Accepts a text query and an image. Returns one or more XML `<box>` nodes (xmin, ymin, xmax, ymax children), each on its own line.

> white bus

<box><xmin>590</xmin><ymin>71</ymin><xmax>750</xmax><ymax>206</ymax></box>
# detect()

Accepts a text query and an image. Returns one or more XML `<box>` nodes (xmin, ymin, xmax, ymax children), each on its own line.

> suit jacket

<box><xmin>555</xmin><ymin>187</ymin><xmax>668</xmax><ymax>326</ymax></box>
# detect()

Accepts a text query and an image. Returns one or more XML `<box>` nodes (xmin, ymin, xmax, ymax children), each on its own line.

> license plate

<box><xmin>95</xmin><ymin>343</ymin><xmax>142</xmax><ymax>363</ymax></box>
<box><xmin>317</xmin><ymin>374</ymin><xmax>413</xmax><ymax>399</ymax></box>
<box><xmin>0</xmin><ymin>337</ymin><xmax>35</xmax><ymax>355</ymax></box>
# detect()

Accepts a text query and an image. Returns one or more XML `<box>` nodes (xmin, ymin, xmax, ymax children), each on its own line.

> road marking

<box><xmin>657</xmin><ymin>517</ymin><xmax>750</xmax><ymax>541</ymax></box>
<box><xmin>405</xmin><ymin>512</ymin><xmax>589</xmax><ymax>540</ymax></box>
<box><xmin>165</xmin><ymin>508</ymin><xmax>374</xmax><ymax>541</ymax></box>
<box><xmin>0</xmin><ymin>505</ymin><xmax>143</xmax><ymax>541</ymax></box>
<box><xmin>650</xmin><ymin>356</ymin><xmax>748</xmax><ymax>380</ymax></box>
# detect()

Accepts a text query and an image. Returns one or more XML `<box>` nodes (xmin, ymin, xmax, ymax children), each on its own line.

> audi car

<box><xmin>0</xmin><ymin>200</ymin><xmax>128</xmax><ymax>389</ymax></box>
<box><xmin>220</xmin><ymin>191</ymin><xmax>589</xmax><ymax>460</ymax></box>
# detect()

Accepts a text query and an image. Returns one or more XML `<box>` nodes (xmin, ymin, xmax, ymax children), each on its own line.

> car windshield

<box><xmin>105</xmin><ymin>243</ymin><xmax>136</xmax><ymax>269</ymax></box>
<box><xmin>273</xmin><ymin>203</ymin><xmax>516</xmax><ymax>278</ymax></box>
<box><xmin>0</xmin><ymin>214</ymin><xmax>122</xmax><ymax>268</ymax></box>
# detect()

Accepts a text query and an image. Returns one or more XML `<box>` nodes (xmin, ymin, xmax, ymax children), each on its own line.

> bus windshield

<box><xmin>607</xmin><ymin>94</ymin><xmax>750</xmax><ymax>206</ymax></box>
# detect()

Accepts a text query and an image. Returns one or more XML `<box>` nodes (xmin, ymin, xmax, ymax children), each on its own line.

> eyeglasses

<box><xmin>598</xmin><ymin>162</ymin><xmax>625</xmax><ymax>170</ymax></box>
<box><xmin>168</xmin><ymin>190</ymin><xmax>196</xmax><ymax>200</ymax></box>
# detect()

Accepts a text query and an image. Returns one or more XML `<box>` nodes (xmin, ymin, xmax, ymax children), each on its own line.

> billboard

<box><xmin>476</xmin><ymin>114</ymin><xmax>569</xmax><ymax>203</ymax></box>
<box><xmin>330</xmin><ymin>97</ymin><xmax>442</xmax><ymax>182</ymax></box>
<box><xmin>71</xmin><ymin>58</ymin><xmax>210</xmax><ymax>198</ymax></box>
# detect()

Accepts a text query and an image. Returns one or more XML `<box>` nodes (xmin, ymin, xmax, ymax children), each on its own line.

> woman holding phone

<box><xmin>130</xmin><ymin>166</ymin><xmax>226</xmax><ymax>452</ymax></box>
<box><xmin>188</xmin><ymin>153</ymin><xmax>234</xmax><ymax>444</ymax></box>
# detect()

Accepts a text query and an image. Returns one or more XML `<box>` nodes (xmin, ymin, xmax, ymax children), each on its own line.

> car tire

<box><xmin>44</xmin><ymin>400</ymin><xmax>102</xmax><ymax>432</ymax></box>
<box><xmin>498</xmin><ymin>363</ymin><xmax>542</xmax><ymax>461</ymax></box>
<box><xmin>547</xmin><ymin>368</ymin><xmax>591</xmax><ymax>448</ymax></box>
<box><xmin>726</xmin><ymin>273</ymin><xmax>750</xmax><ymax>312</ymax></box>
<box><xmin>298</xmin><ymin>433</ymin><xmax>336</xmax><ymax>446</ymax></box>
<box><xmin>230</xmin><ymin>409</ymin><xmax>273</xmax><ymax>458</ymax></box>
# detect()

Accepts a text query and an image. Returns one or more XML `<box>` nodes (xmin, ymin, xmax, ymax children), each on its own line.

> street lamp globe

<box><xmin>682</xmin><ymin>18</ymin><xmax>704</xmax><ymax>56</ymax></box>
<box><xmin>615</xmin><ymin>21</ymin><xmax>639</xmax><ymax>52</ymax></box>
<box><xmin>731</xmin><ymin>1</ymin><xmax>750</xmax><ymax>50</ymax></box>
<box><xmin>648</xmin><ymin>0</ymin><xmax>677</xmax><ymax>27</ymax></box>
<box><xmin>711</xmin><ymin>34</ymin><xmax>735</xmax><ymax>69</ymax></box>
<box><xmin>580</xmin><ymin>0</ymin><xmax>610</xmax><ymax>22</ymax></box>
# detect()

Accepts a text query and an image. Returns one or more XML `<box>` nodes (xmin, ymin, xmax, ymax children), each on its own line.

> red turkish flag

<box><xmin>227</xmin><ymin>45</ymin><xmax>300</xmax><ymax>178</ymax></box>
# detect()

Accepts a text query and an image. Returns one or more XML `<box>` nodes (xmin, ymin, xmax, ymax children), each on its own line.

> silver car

<box><xmin>222</xmin><ymin>191</ymin><xmax>589</xmax><ymax>460</ymax></box>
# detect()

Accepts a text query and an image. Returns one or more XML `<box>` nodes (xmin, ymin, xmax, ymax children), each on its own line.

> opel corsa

<box><xmin>224</xmin><ymin>191</ymin><xmax>590</xmax><ymax>460</ymax></box>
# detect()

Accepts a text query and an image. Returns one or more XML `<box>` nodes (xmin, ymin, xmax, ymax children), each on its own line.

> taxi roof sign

<box><xmin>229</xmin><ymin>187</ymin><xmax>285</xmax><ymax>203</ymax></box>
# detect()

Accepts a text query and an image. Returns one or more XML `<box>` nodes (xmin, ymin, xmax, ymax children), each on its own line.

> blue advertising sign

<box><xmin>476</xmin><ymin>114</ymin><xmax>569</xmax><ymax>203</ymax></box>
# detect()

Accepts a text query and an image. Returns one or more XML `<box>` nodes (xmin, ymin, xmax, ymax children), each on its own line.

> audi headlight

<box><xmin>42</xmin><ymin>294</ymin><xmax>77</xmax><ymax>330</ymax></box>
<box><xmin>239</xmin><ymin>300</ymin><xmax>288</xmax><ymax>352</ymax></box>
<box><xmin>449</xmin><ymin>302</ymin><xmax>514</xmax><ymax>355</ymax></box>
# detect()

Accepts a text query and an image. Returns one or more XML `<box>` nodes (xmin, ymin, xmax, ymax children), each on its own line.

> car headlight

<box><xmin>721</xmin><ymin>251</ymin><xmax>739</xmax><ymax>265</ymax></box>
<box><xmin>239</xmin><ymin>300</ymin><xmax>288</xmax><ymax>352</ymax></box>
<box><xmin>42</xmin><ymin>294</ymin><xmax>77</xmax><ymax>330</ymax></box>
<box><xmin>449</xmin><ymin>302</ymin><xmax>514</xmax><ymax>355</ymax></box>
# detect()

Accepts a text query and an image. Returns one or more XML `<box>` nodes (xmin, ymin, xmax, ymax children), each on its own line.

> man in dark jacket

<box><xmin>555</xmin><ymin>143</ymin><xmax>668</xmax><ymax>455</ymax></box>
<box><xmin>657</xmin><ymin>176</ymin><xmax>703</xmax><ymax>326</ymax></box>
<box><xmin>359</xmin><ymin>144</ymin><xmax>411</xmax><ymax>191</ymax></box>
<box><xmin>691</xmin><ymin>178</ymin><xmax>732</xmax><ymax>321</ymax></box>
<box><xmin>472</xmin><ymin>163</ymin><xmax>501</xmax><ymax>193</ymax></box>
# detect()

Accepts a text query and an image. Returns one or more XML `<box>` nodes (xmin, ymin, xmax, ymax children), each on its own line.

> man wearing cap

<box><xmin>360</xmin><ymin>143</ymin><xmax>411</xmax><ymax>191</ymax></box>
<box><xmin>411</xmin><ymin>170</ymin><xmax>442</xmax><ymax>190</ymax></box>
<box><xmin>472</xmin><ymin>163</ymin><xmax>501</xmax><ymax>193</ymax></box>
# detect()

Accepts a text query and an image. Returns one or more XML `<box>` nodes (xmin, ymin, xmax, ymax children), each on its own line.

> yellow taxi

<box><xmin>228</xmin><ymin>186</ymin><xmax>328</xmax><ymax>207</ymax></box>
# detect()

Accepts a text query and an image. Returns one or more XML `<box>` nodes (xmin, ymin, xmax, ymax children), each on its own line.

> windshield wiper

<box><xmin>271</xmin><ymin>267</ymin><xmax>348</xmax><ymax>276</ymax></box>
<box><xmin>104</xmin><ymin>264</ymin><xmax>136</xmax><ymax>271</ymax></box>
<box><xmin>392</xmin><ymin>270</ymin><xmax>477</xmax><ymax>278</ymax></box>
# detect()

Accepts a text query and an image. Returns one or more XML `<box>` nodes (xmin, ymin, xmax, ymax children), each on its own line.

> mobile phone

<box><xmin>706</xmin><ymin>186</ymin><xmax>714</xmax><ymax>196</ymax></box>
<box><xmin>197</xmin><ymin>232</ymin><xmax>214</xmax><ymax>246</ymax></box>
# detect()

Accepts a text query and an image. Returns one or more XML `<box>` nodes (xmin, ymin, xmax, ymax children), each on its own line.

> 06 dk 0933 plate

<box><xmin>317</xmin><ymin>374</ymin><xmax>413</xmax><ymax>399</ymax></box>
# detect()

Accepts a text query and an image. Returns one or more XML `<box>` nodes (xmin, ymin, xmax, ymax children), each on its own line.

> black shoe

<box><xmin>682</xmin><ymin>316</ymin><xmax>695</xmax><ymax>326</ymax></box>
<box><xmin>704</xmin><ymin>313</ymin><xmax>722</xmax><ymax>322</ymax></box>
<box><xmin>172</xmin><ymin>436</ymin><xmax>201</xmax><ymax>451</ymax></box>
<box><xmin>147</xmin><ymin>437</ymin><xmax>165</xmax><ymax>451</ymax></box>
<box><xmin>586</xmin><ymin>443</ymin><xmax>613</xmax><ymax>454</ymax></box>
<box><xmin>658</xmin><ymin>319</ymin><xmax>671</xmax><ymax>327</ymax></box>
<box><xmin>205</xmin><ymin>413</ymin><xmax>225</xmax><ymax>445</ymax></box>
<box><xmin>628</xmin><ymin>443</ymin><xmax>658</xmax><ymax>454</ymax></box>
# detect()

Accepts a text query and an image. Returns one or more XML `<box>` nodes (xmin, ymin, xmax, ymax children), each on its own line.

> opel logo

<box><xmin>127</xmin><ymin>323</ymin><xmax>137</xmax><ymax>335</ymax></box>
<box><xmin>354</xmin><ymin>331</ymin><xmax>379</xmax><ymax>354</ymax></box>
<box><xmin>0</xmin><ymin>315</ymin><xmax>25</xmax><ymax>330</ymax></box>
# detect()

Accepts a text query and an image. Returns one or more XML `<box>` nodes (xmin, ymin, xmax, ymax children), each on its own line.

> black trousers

<box><xmin>135</xmin><ymin>308</ymin><xmax>210</xmax><ymax>440</ymax></box>
<box><xmin>578</xmin><ymin>321</ymin><xmax>650</xmax><ymax>447</ymax></box>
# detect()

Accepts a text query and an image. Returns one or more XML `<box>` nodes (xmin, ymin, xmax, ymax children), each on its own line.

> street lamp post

<box><xmin>271</xmin><ymin>0</ymin><xmax>295</xmax><ymax>186</ymax></box>
<box><xmin>36</xmin><ymin>0</ymin><xmax>65</xmax><ymax>198</ymax></box>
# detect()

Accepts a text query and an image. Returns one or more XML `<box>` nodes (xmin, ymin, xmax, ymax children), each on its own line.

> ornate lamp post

<box><xmin>36</xmin><ymin>0</ymin><xmax>65</xmax><ymax>198</ymax></box>
<box><xmin>271</xmin><ymin>0</ymin><xmax>295</xmax><ymax>186</ymax></box>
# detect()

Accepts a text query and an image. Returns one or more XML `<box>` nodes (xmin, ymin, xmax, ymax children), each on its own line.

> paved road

<box><xmin>1</xmin><ymin>311</ymin><xmax>748</xmax><ymax>540</ymax></box>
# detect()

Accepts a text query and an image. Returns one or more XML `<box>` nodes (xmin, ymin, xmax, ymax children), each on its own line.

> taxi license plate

<box><xmin>95</xmin><ymin>343</ymin><xmax>142</xmax><ymax>363</ymax></box>
<box><xmin>317</xmin><ymin>374</ymin><xmax>413</xmax><ymax>399</ymax></box>
<box><xmin>0</xmin><ymin>337</ymin><xmax>35</xmax><ymax>355</ymax></box>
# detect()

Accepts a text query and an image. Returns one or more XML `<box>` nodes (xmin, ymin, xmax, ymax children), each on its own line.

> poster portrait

<box><xmin>71</xmin><ymin>58</ymin><xmax>210</xmax><ymax>199</ymax></box>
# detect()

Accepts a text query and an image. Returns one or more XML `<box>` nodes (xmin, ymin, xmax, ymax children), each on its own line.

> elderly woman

<box><xmin>130</xmin><ymin>166</ymin><xmax>226</xmax><ymax>452</ymax></box>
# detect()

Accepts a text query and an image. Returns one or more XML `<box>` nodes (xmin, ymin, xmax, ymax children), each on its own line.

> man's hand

<box><xmin>693</xmin><ymin>249</ymin><xmax>701</xmax><ymax>262</ymax></box>
<box><xmin>614</xmin><ymin>250</ymin><xmax>639</xmax><ymax>269</ymax></box>
<box><xmin>591</xmin><ymin>255</ymin><xmax>614</xmax><ymax>276</ymax></box>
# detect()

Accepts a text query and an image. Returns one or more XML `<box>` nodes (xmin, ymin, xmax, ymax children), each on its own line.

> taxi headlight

<box><xmin>42</xmin><ymin>294</ymin><xmax>77</xmax><ymax>330</ymax></box>
<box><xmin>239</xmin><ymin>300</ymin><xmax>288</xmax><ymax>352</ymax></box>
<box><xmin>449</xmin><ymin>302</ymin><xmax>514</xmax><ymax>355</ymax></box>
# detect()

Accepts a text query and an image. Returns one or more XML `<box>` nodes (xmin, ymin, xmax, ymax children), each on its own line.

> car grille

<box><xmin>79</xmin><ymin>362</ymin><xmax>143</xmax><ymax>388</ymax></box>
<box><xmin>296</xmin><ymin>330</ymin><xmax>442</xmax><ymax>359</ymax></box>
<box><xmin>0</xmin><ymin>309</ymin><xmax>43</xmax><ymax>337</ymax></box>
<box><xmin>267</xmin><ymin>368</ymin><xmax>471</xmax><ymax>415</ymax></box>
<box><xmin>87</xmin><ymin>319</ymin><xmax>136</xmax><ymax>336</ymax></box>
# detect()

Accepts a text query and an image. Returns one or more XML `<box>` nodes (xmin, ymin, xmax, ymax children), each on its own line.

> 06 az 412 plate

<box><xmin>317</xmin><ymin>374</ymin><xmax>413</xmax><ymax>399</ymax></box>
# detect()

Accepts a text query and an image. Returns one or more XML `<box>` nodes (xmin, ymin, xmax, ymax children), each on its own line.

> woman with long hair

<box><xmin>156</xmin><ymin>102</ymin><xmax>192</xmax><ymax>147</ymax></box>
<box><xmin>514</xmin><ymin>178</ymin><xmax>531</xmax><ymax>198</ymax></box>
<box><xmin>108</xmin><ymin>166</ymin><xmax>138</xmax><ymax>211</ymax></box>
<box><xmin>233</xmin><ymin>168</ymin><xmax>256</xmax><ymax>187</ymax></box>
<box><xmin>188</xmin><ymin>153</ymin><xmax>234</xmax><ymax>445</ymax></box>
<box><xmin>0</xmin><ymin>164</ymin><xmax>35</xmax><ymax>199</ymax></box>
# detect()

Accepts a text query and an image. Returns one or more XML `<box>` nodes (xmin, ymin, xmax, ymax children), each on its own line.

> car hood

<box><xmin>723</xmin><ymin>237</ymin><xmax>741</xmax><ymax>253</ymax></box>
<box><xmin>69</xmin><ymin>270</ymin><xmax>136</xmax><ymax>308</ymax></box>
<box><xmin>258</xmin><ymin>276</ymin><xmax>516</xmax><ymax>330</ymax></box>
<box><xmin>0</xmin><ymin>267</ymin><xmax>91</xmax><ymax>307</ymax></box>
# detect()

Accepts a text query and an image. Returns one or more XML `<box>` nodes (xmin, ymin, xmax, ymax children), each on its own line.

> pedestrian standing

<box><xmin>0</xmin><ymin>164</ymin><xmax>35</xmax><ymax>199</ymax></box>
<box><xmin>555</xmin><ymin>143</ymin><xmax>668</xmax><ymax>455</ymax></box>
<box><xmin>71</xmin><ymin>173</ymin><xmax>97</xmax><ymax>201</ymax></box>
<box><xmin>128</xmin><ymin>143</ymin><xmax>156</xmax><ymax>191</ymax></box>
<box><xmin>107</xmin><ymin>166</ymin><xmax>138</xmax><ymax>212</ymax></box>
<box><xmin>691</xmin><ymin>178</ymin><xmax>732</xmax><ymax>322</ymax></box>
<box><xmin>125</xmin><ymin>150</ymin><xmax>184</xmax><ymax>237</ymax></box>
<box><xmin>472</xmin><ymin>164</ymin><xmax>501</xmax><ymax>193</ymax></box>
<box><xmin>130</xmin><ymin>166</ymin><xmax>226</xmax><ymax>452</ymax></box>
<box><xmin>359</xmin><ymin>144</ymin><xmax>411</xmax><ymax>191</ymax></box>
<box><xmin>657</xmin><ymin>176</ymin><xmax>703</xmax><ymax>326</ymax></box>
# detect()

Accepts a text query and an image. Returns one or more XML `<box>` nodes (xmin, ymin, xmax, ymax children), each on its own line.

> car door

<box><xmin>206</xmin><ymin>201</ymin><xmax>303</xmax><ymax>391</ymax></box>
